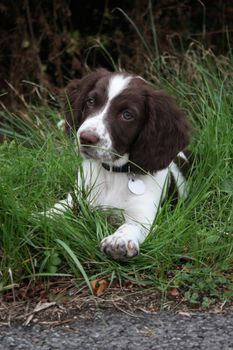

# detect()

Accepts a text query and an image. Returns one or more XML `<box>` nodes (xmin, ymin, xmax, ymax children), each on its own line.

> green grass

<box><xmin>0</xmin><ymin>52</ymin><xmax>233</xmax><ymax>307</ymax></box>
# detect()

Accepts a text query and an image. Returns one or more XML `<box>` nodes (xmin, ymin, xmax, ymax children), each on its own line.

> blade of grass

<box><xmin>56</xmin><ymin>239</ymin><xmax>93</xmax><ymax>295</ymax></box>
<box><xmin>114</xmin><ymin>8</ymin><xmax>153</xmax><ymax>59</ymax></box>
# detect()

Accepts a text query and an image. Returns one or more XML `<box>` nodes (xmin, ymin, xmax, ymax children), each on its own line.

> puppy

<box><xmin>49</xmin><ymin>69</ymin><xmax>190</xmax><ymax>260</ymax></box>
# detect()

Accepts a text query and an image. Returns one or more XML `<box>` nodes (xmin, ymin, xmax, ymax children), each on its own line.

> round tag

<box><xmin>128</xmin><ymin>178</ymin><xmax>146</xmax><ymax>195</ymax></box>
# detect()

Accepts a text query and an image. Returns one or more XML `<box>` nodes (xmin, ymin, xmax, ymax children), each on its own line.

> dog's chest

<box><xmin>76</xmin><ymin>160</ymin><xmax>170</xmax><ymax>212</ymax></box>
<box><xmin>77</xmin><ymin>160</ymin><xmax>132</xmax><ymax>208</ymax></box>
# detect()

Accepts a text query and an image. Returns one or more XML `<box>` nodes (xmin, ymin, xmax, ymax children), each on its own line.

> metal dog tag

<box><xmin>128</xmin><ymin>177</ymin><xmax>146</xmax><ymax>195</ymax></box>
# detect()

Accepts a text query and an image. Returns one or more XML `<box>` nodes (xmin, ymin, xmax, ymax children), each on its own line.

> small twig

<box><xmin>8</xmin><ymin>269</ymin><xmax>16</xmax><ymax>305</ymax></box>
<box><xmin>39</xmin><ymin>319</ymin><xmax>73</xmax><ymax>327</ymax></box>
<box><xmin>4</xmin><ymin>81</ymin><xmax>28</xmax><ymax>109</ymax></box>
<box><xmin>220</xmin><ymin>300</ymin><xmax>227</xmax><ymax>311</ymax></box>
<box><xmin>111</xmin><ymin>298</ymin><xmax>141</xmax><ymax>318</ymax></box>
<box><xmin>18</xmin><ymin>301</ymin><xmax>57</xmax><ymax>325</ymax></box>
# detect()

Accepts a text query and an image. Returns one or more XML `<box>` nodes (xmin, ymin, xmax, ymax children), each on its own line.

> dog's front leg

<box><xmin>100</xmin><ymin>196</ymin><xmax>158</xmax><ymax>260</ymax></box>
<box><xmin>43</xmin><ymin>193</ymin><xmax>73</xmax><ymax>218</ymax></box>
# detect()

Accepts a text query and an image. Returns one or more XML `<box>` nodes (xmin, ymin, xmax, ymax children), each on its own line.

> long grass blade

<box><xmin>56</xmin><ymin>239</ymin><xmax>93</xmax><ymax>295</ymax></box>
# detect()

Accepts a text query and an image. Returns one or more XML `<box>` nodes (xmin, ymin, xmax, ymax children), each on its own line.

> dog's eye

<box><xmin>122</xmin><ymin>110</ymin><xmax>134</xmax><ymax>121</ymax></box>
<box><xmin>85</xmin><ymin>97</ymin><xmax>95</xmax><ymax>107</ymax></box>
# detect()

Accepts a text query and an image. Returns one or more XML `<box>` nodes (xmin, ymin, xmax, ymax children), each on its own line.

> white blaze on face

<box><xmin>77</xmin><ymin>74</ymin><xmax>132</xmax><ymax>161</ymax></box>
<box><xmin>107</xmin><ymin>75</ymin><xmax>132</xmax><ymax>100</ymax></box>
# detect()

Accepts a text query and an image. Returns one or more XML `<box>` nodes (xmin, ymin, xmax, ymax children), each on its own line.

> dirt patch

<box><xmin>1</xmin><ymin>278</ymin><xmax>232</xmax><ymax>327</ymax></box>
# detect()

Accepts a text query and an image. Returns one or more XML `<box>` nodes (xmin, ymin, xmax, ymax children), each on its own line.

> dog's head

<box><xmin>65</xmin><ymin>69</ymin><xmax>189</xmax><ymax>173</ymax></box>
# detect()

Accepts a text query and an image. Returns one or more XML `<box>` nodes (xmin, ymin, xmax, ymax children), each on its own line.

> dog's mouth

<box><xmin>79</xmin><ymin>145</ymin><xmax>118</xmax><ymax>163</ymax></box>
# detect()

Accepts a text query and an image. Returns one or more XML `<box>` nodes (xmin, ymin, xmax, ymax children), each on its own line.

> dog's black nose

<box><xmin>79</xmin><ymin>131</ymin><xmax>100</xmax><ymax>145</ymax></box>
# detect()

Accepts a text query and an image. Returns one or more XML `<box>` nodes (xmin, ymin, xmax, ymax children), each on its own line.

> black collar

<box><xmin>102</xmin><ymin>162</ymin><xmax>130</xmax><ymax>173</ymax></box>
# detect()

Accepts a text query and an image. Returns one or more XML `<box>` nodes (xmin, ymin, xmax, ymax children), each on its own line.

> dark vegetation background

<box><xmin>0</xmin><ymin>0</ymin><xmax>232</xmax><ymax>106</ymax></box>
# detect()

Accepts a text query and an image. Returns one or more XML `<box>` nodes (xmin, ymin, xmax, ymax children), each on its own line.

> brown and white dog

<box><xmin>48</xmin><ymin>69</ymin><xmax>190</xmax><ymax>260</ymax></box>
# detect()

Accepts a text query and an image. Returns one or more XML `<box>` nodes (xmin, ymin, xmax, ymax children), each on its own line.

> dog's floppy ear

<box><xmin>130</xmin><ymin>90</ymin><xmax>190</xmax><ymax>173</ymax></box>
<box><xmin>64</xmin><ymin>68</ymin><xmax>110</xmax><ymax>135</ymax></box>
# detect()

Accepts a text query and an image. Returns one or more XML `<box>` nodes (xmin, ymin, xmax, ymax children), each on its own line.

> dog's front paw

<box><xmin>100</xmin><ymin>233</ymin><xmax>139</xmax><ymax>260</ymax></box>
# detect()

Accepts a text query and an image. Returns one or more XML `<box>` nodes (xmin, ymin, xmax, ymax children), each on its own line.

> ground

<box><xmin>1</xmin><ymin>305</ymin><xmax>233</xmax><ymax>349</ymax></box>
<box><xmin>1</xmin><ymin>279</ymin><xmax>232</xmax><ymax>327</ymax></box>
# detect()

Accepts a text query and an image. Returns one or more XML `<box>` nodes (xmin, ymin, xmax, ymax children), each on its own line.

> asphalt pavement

<box><xmin>1</xmin><ymin>311</ymin><xmax>233</xmax><ymax>349</ymax></box>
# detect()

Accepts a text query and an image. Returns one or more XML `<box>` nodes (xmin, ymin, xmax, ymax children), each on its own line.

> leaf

<box><xmin>90</xmin><ymin>279</ymin><xmax>109</xmax><ymax>297</ymax></box>
<box><xmin>206</xmin><ymin>235</ymin><xmax>219</xmax><ymax>244</ymax></box>
<box><xmin>50</xmin><ymin>254</ymin><xmax>61</xmax><ymax>266</ymax></box>
<box><xmin>48</xmin><ymin>265</ymin><xmax>57</xmax><ymax>274</ymax></box>
<box><xmin>169</xmin><ymin>288</ymin><xmax>180</xmax><ymax>297</ymax></box>
<box><xmin>219</xmin><ymin>180</ymin><xmax>233</xmax><ymax>195</ymax></box>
